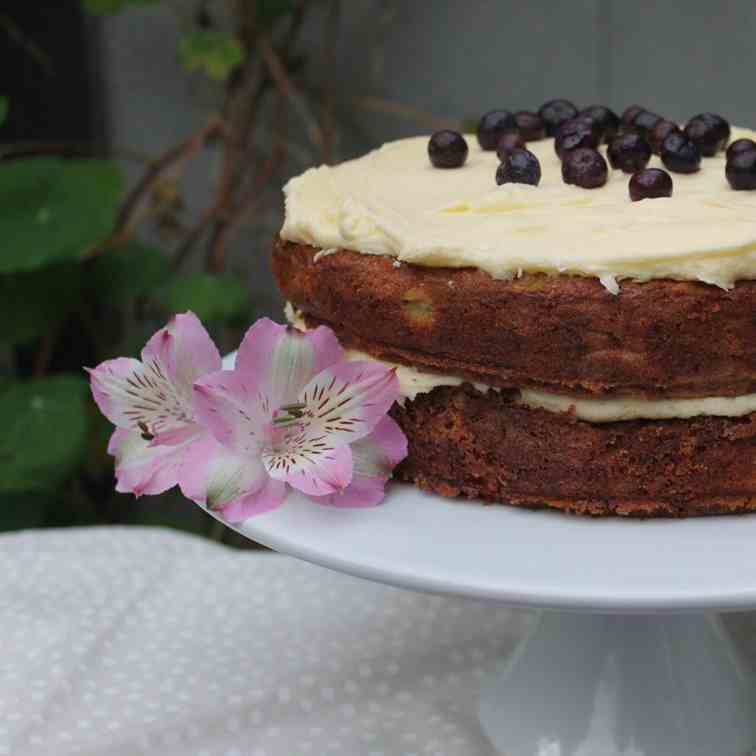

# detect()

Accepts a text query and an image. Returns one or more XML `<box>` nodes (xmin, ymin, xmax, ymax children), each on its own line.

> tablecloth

<box><xmin>0</xmin><ymin>526</ymin><xmax>541</xmax><ymax>756</ymax></box>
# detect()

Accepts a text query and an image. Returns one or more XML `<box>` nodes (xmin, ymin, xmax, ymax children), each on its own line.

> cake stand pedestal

<box><xmin>216</xmin><ymin>483</ymin><xmax>756</xmax><ymax>756</ymax></box>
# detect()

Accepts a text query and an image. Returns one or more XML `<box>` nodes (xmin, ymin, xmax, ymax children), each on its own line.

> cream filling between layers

<box><xmin>281</xmin><ymin>128</ymin><xmax>756</xmax><ymax>293</ymax></box>
<box><xmin>285</xmin><ymin>305</ymin><xmax>756</xmax><ymax>423</ymax></box>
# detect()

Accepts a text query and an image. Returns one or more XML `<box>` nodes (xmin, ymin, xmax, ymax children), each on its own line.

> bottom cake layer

<box><xmin>389</xmin><ymin>384</ymin><xmax>756</xmax><ymax>517</ymax></box>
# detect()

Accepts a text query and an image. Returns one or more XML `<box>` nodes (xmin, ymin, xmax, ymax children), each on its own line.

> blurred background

<box><xmin>2</xmin><ymin>0</ymin><xmax>754</xmax><ymax>542</ymax></box>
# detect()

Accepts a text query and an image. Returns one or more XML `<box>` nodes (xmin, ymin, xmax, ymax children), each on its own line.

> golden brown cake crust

<box><xmin>389</xmin><ymin>384</ymin><xmax>756</xmax><ymax>517</ymax></box>
<box><xmin>271</xmin><ymin>239</ymin><xmax>756</xmax><ymax>399</ymax></box>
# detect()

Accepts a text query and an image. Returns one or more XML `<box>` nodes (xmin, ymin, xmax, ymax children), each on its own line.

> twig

<box><xmin>0</xmin><ymin>141</ymin><xmax>152</xmax><ymax>163</ymax></box>
<box><xmin>114</xmin><ymin>117</ymin><xmax>223</xmax><ymax>235</ymax></box>
<box><xmin>320</xmin><ymin>0</ymin><xmax>341</xmax><ymax>163</ymax></box>
<box><xmin>0</xmin><ymin>13</ymin><xmax>53</xmax><ymax>75</ymax></box>
<box><xmin>352</xmin><ymin>95</ymin><xmax>458</xmax><ymax>131</ymax></box>
<box><xmin>256</xmin><ymin>32</ymin><xmax>326</xmax><ymax>156</ymax></box>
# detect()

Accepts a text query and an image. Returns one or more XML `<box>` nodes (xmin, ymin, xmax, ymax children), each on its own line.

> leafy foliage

<box><xmin>0</xmin><ymin>263</ymin><xmax>83</xmax><ymax>346</ymax></box>
<box><xmin>81</xmin><ymin>0</ymin><xmax>160</xmax><ymax>14</ymax></box>
<box><xmin>0</xmin><ymin>158</ymin><xmax>122</xmax><ymax>274</ymax></box>
<box><xmin>0</xmin><ymin>97</ymin><xmax>8</xmax><ymax>127</ymax></box>
<box><xmin>0</xmin><ymin>376</ymin><xmax>90</xmax><ymax>494</ymax></box>
<box><xmin>178</xmin><ymin>30</ymin><xmax>244</xmax><ymax>81</ymax></box>
<box><xmin>157</xmin><ymin>272</ymin><xmax>250</xmax><ymax>323</ymax></box>
<box><xmin>89</xmin><ymin>242</ymin><xmax>170</xmax><ymax>304</ymax></box>
<box><xmin>258</xmin><ymin>0</ymin><xmax>297</xmax><ymax>25</ymax></box>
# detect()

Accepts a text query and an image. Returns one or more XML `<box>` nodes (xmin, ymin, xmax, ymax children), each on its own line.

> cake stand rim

<box><xmin>218</xmin><ymin>352</ymin><xmax>756</xmax><ymax>614</ymax></box>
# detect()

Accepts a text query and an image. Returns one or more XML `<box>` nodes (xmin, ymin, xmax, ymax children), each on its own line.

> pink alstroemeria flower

<box><xmin>87</xmin><ymin>312</ymin><xmax>221</xmax><ymax>496</ymax></box>
<box><xmin>183</xmin><ymin>318</ymin><xmax>407</xmax><ymax>522</ymax></box>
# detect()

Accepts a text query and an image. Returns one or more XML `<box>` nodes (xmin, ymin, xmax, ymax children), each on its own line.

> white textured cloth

<box><xmin>0</xmin><ymin>527</ymin><xmax>534</xmax><ymax>756</ymax></box>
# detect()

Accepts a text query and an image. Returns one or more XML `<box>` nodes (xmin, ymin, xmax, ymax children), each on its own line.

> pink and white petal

<box><xmin>296</xmin><ymin>359</ymin><xmax>400</xmax><ymax>445</ymax></box>
<box><xmin>167</xmin><ymin>312</ymin><xmax>222</xmax><ymax>390</ymax></box>
<box><xmin>309</xmin><ymin>475</ymin><xmax>389</xmax><ymax>508</ymax></box>
<box><xmin>236</xmin><ymin>318</ymin><xmax>341</xmax><ymax>409</ymax></box>
<box><xmin>265</xmin><ymin>442</ymin><xmax>353</xmax><ymax>497</ymax></box>
<box><xmin>141</xmin><ymin>323</ymin><xmax>176</xmax><ymax>381</ymax></box>
<box><xmin>108</xmin><ymin>428</ymin><xmax>189</xmax><ymax>496</ymax></box>
<box><xmin>221</xmin><ymin>477</ymin><xmax>287</xmax><ymax>523</ymax></box>
<box><xmin>87</xmin><ymin>356</ymin><xmax>190</xmax><ymax>436</ymax></box>
<box><xmin>150</xmin><ymin>422</ymin><xmax>202</xmax><ymax>447</ymax></box>
<box><xmin>193</xmin><ymin>370</ymin><xmax>270</xmax><ymax>453</ymax></box>
<box><xmin>355</xmin><ymin>416</ymin><xmax>408</xmax><ymax>470</ymax></box>
<box><xmin>177</xmin><ymin>431</ymin><xmax>269</xmax><ymax>512</ymax></box>
<box><xmin>307</xmin><ymin>417</ymin><xmax>407</xmax><ymax>508</ymax></box>
<box><xmin>87</xmin><ymin>357</ymin><xmax>150</xmax><ymax>428</ymax></box>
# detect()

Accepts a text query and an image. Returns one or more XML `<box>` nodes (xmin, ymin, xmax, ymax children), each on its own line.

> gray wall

<box><xmin>98</xmin><ymin>1</ymin><xmax>756</xmax><ymax>313</ymax></box>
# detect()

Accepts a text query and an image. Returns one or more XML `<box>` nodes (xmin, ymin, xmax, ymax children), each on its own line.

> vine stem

<box><xmin>114</xmin><ymin>116</ymin><xmax>224</xmax><ymax>236</ymax></box>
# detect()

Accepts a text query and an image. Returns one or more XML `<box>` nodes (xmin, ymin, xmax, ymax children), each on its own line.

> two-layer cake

<box><xmin>271</xmin><ymin>106</ymin><xmax>756</xmax><ymax>516</ymax></box>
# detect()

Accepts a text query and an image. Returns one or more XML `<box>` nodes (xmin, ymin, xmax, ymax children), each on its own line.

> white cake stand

<box><xmin>213</xmin><ymin>357</ymin><xmax>756</xmax><ymax>755</ymax></box>
<box><xmin>213</xmin><ymin>483</ymin><xmax>756</xmax><ymax>756</ymax></box>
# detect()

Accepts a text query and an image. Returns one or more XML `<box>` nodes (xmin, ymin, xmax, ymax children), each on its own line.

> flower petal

<box><xmin>108</xmin><ymin>427</ymin><xmax>194</xmax><ymax>496</ymax></box>
<box><xmin>193</xmin><ymin>370</ymin><xmax>270</xmax><ymax>454</ymax></box>
<box><xmin>235</xmin><ymin>318</ymin><xmax>343</xmax><ymax>409</ymax></box>
<box><xmin>153</xmin><ymin>311</ymin><xmax>221</xmax><ymax>391</ymax></box>
<box><xmin>222</xmin><ymin>477</ymin><xmax>287</xmax><ymax>523</ymax></box>
<box><xmin>296</xmin><ymin>359</ymin><xmax>400</xmax><ymax>445</ymax></box>
<box><xmin>308</xmin><ymin>416</ymin><xmax>407</xmax><ymax>508</ymax></box>
<box><xmin>177</xmin><ymin>431</ymin><xmax>273</xmax><ymax>517</ymax></box>
<box><xmin>265</xmin><ymin>442</ymin><xmax>353</xmax><ymax>497</ymax></box>
<box><xmin>87</xmin><ymin>356</ymin><xmax>193</xmax><ymax>438</ymax></box>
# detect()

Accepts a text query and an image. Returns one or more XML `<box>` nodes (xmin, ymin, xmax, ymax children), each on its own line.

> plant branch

<box><xmin>320</xmin><ymin>0</ymin><xmax>341</xmax><ymax>163</ymax></box>
<box><xmin>256</xmin><ymin>32</ymin><xmax>325</xmax><ymax>156</ymax></box>
<box><xmin>114</xmin><ymin>117</ymin><xmax>223</xmax><ymax>236</ymax></box>
<box><xmin>0</xmin><ymin>13</ymin><xmax>53</xmax><ymax>75</ymax></box>
<box><xmin>351</xmin><ymin>95</ymin><xmax>459</xmax><ymax>131</ymax></box>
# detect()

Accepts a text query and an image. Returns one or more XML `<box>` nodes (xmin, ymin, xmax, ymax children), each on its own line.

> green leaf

<box><xmin>0</xmin><ymin>97</ymin><xmax>8</xmax><ymax>127</ymax></box>
<box><xmin>178</xmin><ymin>30</ymin><xmax>244</xmax><ymax>81</ymax></box>
<box><xmin>89</xmin><ymin>242</ymin><xmax>170</xmax><ymax>304</ymax></box>
<box><xmin>81</xmin><ymin>0</ymin><xmax>159</xmax><ymax>14</ymax></box>
<box><xmin>0</xmin><ymin>263</ymin><xmax>84</xmax><ymax>346</ymax></box>
<box><xmin>258</xmin><ymin>0</ymin><xmax>296</xmax><ymax>24</ymax></box>
<box><xmin>0</xmin><ymin>493</ymin><xmax>53</xmax><ymax>532</ymax></box>
<box><xmin>156</xmin><ymin>272</ymin><xmax>249</xmax><ymax>323</ymax></box>
<box><xmin>0</xmin><ymin>157</ymin><xmax>122</xmax><ymax>274</ymax></box>
<box><xmin>0</xmin><ymin>375</ymin><xmax>90</xmax><ymax>494</ymax></box>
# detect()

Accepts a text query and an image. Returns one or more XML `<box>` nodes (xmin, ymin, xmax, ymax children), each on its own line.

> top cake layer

<box><xmin>281</xmin><ymin>128</ymin><xmax>756</xmax><ymax>292</ymax></box>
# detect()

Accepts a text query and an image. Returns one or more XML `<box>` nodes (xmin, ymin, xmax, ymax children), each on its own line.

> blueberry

<box><xmin>726</xmin><ymin>138</ymin><xmax>756</xmax><ymax>162</ymax></box>
<box><xmin>660</xmin><ymin>132</ymin><xmax>701</xmax><ymax>173</ymax></box>
<box><xmin>628</xmin><ymin>168</ymin><xmax>673</xmax><ymax>201</ymax></box>
<box><xmin>649</xmin><ymin>119</ymin><xmax>681</xmax><ymax>155</ymax></box>
<box><xmin>477</xmin><ymin>110</ymin><xmax>517</xmax><ymax>150</ymax></box>
<box><xmin>685</xmin><ymin>113</ymin><xmax>730</xmax><ymax>156</ymax></box>
<box><xmin>554</xmin><ymin>116</ymin><xmax>601</xmax><ymax>158</ymax></box>
<box><xmin>496</xmin><ymin>132</ymin><xmax>526</xmax><ymax>161</ymax></box>
<box><xmin>607</xmin><ymin>132</ymin><xmax>652</xmax><ymax>173</ymax></box>
<box><xmin>514</xmin><ymin>111</ymin><xmax>546</xmax><ymax>141</ymax></box>
<box><xmin>726</xmin><ymin>150</ymin><xmax>756</xmax><ymax>190</ymax></box>
<box><xmin>631</xmin><ymin>110</ymin><xmax>663</xmax><ymax>137</ymax></box>
<box><xmin>561</xmin><ymin>148</ymin><xmax>608</xmax><ymax>189</ymax></box>
<box><xmin>428</xmin><ymin>130</ymin><xmax>469</xmax><ymax>168</ymax></box>
<box><xmin>496</xmin><ymin>148</ymin><xmax>542</xmax><ymax>186</ymax></box>
<box><xmin>579</xmin><ymin>105</ymin><xmax>620</xmax><ymax>142</ymax></box>
<box><xmin>538</xmin><ymin>99</ymin><xmax>579</xmax><ymax>136</ymax></box>
<box><xmin>621</xmin><ymin>104</ymin><xmax>645</xmax><ymax>125</ymax></box>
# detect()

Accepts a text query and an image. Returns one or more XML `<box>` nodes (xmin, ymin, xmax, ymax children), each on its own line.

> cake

<box><xmin>271</xmin><ymin>104</ymin><xmax>756</xmax><ymax>517</ymax></box>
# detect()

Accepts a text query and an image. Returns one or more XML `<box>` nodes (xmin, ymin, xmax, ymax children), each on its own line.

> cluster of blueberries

<box><xmin>427</xmin><ymin>99</ymin><xmax>756</xmax><ymax>201</ymax></box>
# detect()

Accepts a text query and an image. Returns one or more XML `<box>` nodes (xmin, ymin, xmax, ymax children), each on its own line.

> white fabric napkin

<box><xmin>0</xmin><ymin>526</ymin><xmax>536</xmax><ymax>756</ymax></box>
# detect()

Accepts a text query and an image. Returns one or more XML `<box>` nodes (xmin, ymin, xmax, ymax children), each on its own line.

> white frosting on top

<box><xmin>281</xmin><ymin>128</ymin><xmax>756</xmax><ymax>291</ymax></box>
<box><xmin>284</xmin><ymin>305</ymin><xmax>756</xmax><ymax>422</ymax></box>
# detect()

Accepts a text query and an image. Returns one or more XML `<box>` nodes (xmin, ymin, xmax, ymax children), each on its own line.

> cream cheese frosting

<box><xmin>284</xmin><ymin>305</ymin><xmax>756</xmax><ymax>422</ymax></box>
<box><xmin>281</xmin><ymin>127</ymin><xmax>756</xmax><ymax>292</ymax></box>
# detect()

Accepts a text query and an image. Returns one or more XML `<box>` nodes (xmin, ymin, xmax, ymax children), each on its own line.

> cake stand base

<box><xmin>479</xmin><ymin>612</ymin><xmax>756</xmax><ymax>756</ymax></box>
